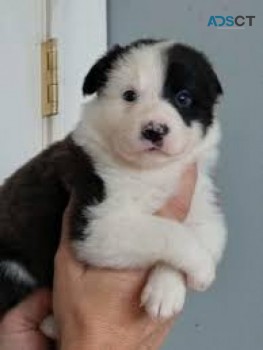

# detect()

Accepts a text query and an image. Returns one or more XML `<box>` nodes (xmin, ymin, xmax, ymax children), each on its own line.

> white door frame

<box><xmin>42</xmin><ymin>0</ymin><xmax>107</xmax><ymax>146</ymax></box>
<box><xmin>0</xmin><ymin>1</ymin><xmax>105</xmax><ymax>181</ymax></box>
<box><xmin>0</xmin><ymin>0</ymin><xmax>45</xmax><ymax>182</ymax></box>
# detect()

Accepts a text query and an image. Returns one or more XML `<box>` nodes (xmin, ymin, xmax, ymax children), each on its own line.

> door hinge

<box><xmin>41</xmin><ymin>39</ymin><xmax>58</xmax><ymax>117</ymax></box>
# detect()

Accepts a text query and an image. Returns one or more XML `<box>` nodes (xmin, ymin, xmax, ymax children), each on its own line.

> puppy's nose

<box><xmin>141</xmin><ymin>122</ymin><xmax>169</xmax><ymax>144</ymax></box>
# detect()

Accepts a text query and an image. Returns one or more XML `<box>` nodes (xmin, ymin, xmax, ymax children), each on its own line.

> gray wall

<box><xmin>108</xmin><ymin>1</ymin><xmax>263</xmax><ymax>349</ymax></box>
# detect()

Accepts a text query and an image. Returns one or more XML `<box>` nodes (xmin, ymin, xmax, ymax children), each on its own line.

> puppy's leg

<box><xmin>74</xmin><ymin>213</ymin><xmax>215</xmax><ymax>292</ymax></box>
<box><xmin>188</xmin><ymin>216</ymin><xmax>227</xmax><ymax>265</ymax></box>
<box><xmin>141</xmin><ymin>264</ymin><xmax>186</xmax><ymax>319</ymax></box>
<box><xmin>186</xmin><ymin>180</ymin><xmax>227</xmax><ymax>265</ymax></box>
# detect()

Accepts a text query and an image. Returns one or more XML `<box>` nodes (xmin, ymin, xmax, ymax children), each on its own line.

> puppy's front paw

<box><xmin>186</xmin><ymin>255</ymin><xmax>216</xmax><ymax>291</ymax></box>
<box><xmin>141</xmin><ymin>266</ymin><xmax>186</xmax><ymax>319</ymax></box>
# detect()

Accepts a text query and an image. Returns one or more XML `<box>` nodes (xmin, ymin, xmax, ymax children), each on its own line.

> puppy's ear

<box><xmin>212</xmin><ymin>71</ymin><xmax>223</xmax><ymax>96</ymax></box>
<box><xmin>82</xmin><ymin>44</ymin><xmax>125</xmax><ymax>95</ymax></box>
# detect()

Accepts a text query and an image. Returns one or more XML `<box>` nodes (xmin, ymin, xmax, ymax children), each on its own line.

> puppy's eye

<box><xmin>175</xmin><ymin>89</ymin><xmax>192</xmax><ymax>108</ymax></box>
<box><xmin>122</xmin><ymin>89</ymin><xmax>138</xmax><ymax>102</ymax></box>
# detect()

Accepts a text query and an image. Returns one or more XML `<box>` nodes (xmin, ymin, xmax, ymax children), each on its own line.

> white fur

<box><xmin>70</xmin><ymin>42</ymin><xmax>228</xmax><ymax>320</ymax></box>
<box><xmin>40</xmin><ymin>315</ymin><xmax>57</xmax><ymax>339</ymax></box>
<box><xmin>0</xmin><ymin>261</ymin><xmax>36</xmax><ymax>287</ymax></box>
<box><xmin>141</xmin><ymin>265</ymin><xmax>186</xmax><ymax>318</ymax></box>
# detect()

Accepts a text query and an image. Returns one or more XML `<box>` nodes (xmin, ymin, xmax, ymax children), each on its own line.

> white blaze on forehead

<box><xmin>107</xmin><ymin>44</ymin><xmax>166</xmax><ymax>99</ymax></box>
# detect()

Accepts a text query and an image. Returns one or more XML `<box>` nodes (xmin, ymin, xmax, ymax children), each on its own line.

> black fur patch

<box><xmin>0</xmin><ymin>136</ymin><xmax>105</xmax><ymax>313</ymax></box>
<box><xmin>82</xmin><ymin>38</ymin><xmax>162</xmax><ymax>95</ymax></box>
<box><xmin>82</xmin><ymin>44</ymin><xmax>126</xmax><ymax>95</ymax></box>
<box><xmin>163</xmin><ymin>44</ymin><xmax>223</xmax><ymax>132</ymax></box>
<box><xmin>83</xmin><ymin>40</ymin><xmax>222</xmax><ymax>134</ymax></box>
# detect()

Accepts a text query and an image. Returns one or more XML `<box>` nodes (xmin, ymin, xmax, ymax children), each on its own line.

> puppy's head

<box><xmin>82</xmin><ymin>39</ymin><xmax>222</xmax><ymax>168</ymax></box>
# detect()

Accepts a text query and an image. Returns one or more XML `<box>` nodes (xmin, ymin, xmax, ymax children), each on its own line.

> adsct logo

<box><xmin>208</xmin><ymin>16</ymin><xmax>255</xmax><ymax>29</ymax></box>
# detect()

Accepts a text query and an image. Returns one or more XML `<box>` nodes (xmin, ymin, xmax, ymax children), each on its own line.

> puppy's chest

<box><xmin>93</xmin><ymin>165</ymin><xmax>181</xmax><ymax>214</ymax></box>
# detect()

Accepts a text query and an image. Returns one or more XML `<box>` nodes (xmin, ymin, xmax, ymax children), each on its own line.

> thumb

<box><xmin>11</xmin><ymin>289</ymin><xmax>52</xmax><ymax>326</ymax></box>
<box><xmin>157</xmin><ymin>164</ymin><xmax>197</xmax><ymax>222</ymax></box>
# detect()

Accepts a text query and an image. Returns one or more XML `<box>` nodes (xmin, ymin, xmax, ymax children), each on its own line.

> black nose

<box><xmin>141</xmin><ymin>122</ymin><xmax>169</xmax><ymax>144</ymax></box>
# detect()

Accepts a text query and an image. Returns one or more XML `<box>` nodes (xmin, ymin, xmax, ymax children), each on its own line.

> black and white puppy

<box><xmin>0</xmin><ymin>39</ymin><xmax>227</xmax><ymax>332</ymax></box>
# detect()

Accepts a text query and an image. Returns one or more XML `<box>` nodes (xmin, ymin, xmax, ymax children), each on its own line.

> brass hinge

<box><xmin>41</xmin><ymin>39</ymin><xmax>58</xmax><ymax>117</ymax></box>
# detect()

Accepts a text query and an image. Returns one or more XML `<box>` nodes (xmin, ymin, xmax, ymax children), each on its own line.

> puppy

<box><xmin>0</xmin><ymin>39</ymin><xmax>227</xmax><ymax>334</ymax></box>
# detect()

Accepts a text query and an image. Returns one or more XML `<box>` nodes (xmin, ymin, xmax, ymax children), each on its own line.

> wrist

<box><xmin>59</xmin><ymin>325</ymin><xmax>134</xmax><ymax>350</ymax></box>
<box><xmin>58</xmin><ymin>324</ymin><xmax>112</xmax><ymax>350</ymax></box>
<box><xmin>60</xmin><ymin>337</ymin><xmax>120</xmax><ymax>350</ymax></box>
<box><xmin>60</xmin><ymin>342</ymin><xmax>88</xmax><ymax>350</ymax></box>
<box><xmin>59</xmin><ymin>336</ymin><xmax>90</xmax><ymax>350</ymax></box>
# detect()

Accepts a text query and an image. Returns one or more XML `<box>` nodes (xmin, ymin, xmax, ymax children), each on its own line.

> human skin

<box><xmin>0</xmin><ymin>165</ymin><xmax>197</xmax><ymax>350</ymax></box>
<box><xmin>0</xmin><ymin>289</ymin><xmax>52</xmax><ymax>350</ymax></box>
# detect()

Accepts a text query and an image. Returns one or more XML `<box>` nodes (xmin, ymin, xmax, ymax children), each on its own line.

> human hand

<box><xmin>0</xmin><ymin>289</ymin><xmax>52</xmax><ymax>350</ymax></box>
<box><xmin>53</xmin><ymin>164</ymin><xmax>197</xmax><ymax>350</ymax></box>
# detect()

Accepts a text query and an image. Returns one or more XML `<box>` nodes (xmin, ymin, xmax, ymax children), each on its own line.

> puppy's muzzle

<box><xmin>141</xmin><ymin>121</ymin><xmax>169</xmax><ymax>146</ymax></box>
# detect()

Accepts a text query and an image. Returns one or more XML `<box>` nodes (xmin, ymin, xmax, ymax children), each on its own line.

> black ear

<box><xmin>82</xmin><ymin>44</ymin><xmax>125</xmax><ymax>95</ymax></box>
<box><xmin>202</xmin><ymin>58</ymin><xmax>223</xmax><ymax>100</ymax></box>
<box><xmin>216</xmin><ymin>78</ymin><xmax>223</xmax><ymax>95</ymax></box>
<box><xmin>200</xmin><ymin>54</ymin><xmax>223</xmax><ymax>98</ymax></box>
<box><xmin>212</xmin><ymin>71</ymin><xmax>223</xmax><ymax>96</ymax></box>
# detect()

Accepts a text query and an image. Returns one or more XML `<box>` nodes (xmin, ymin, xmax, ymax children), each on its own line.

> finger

<box><xmin>11</xmin><ymin>289</ymin><xmax>52</xmax><ymax>325</ymax></box>
<box><xmin>54</xmin><ymin>195</ymin><xmax>85</xmax><ymax>274</ymax></box>
<box><xmin>59</xmin><ymin>195</ymin><xmax>76</xmax><ymax>245</ymax></box>
<box><xmin>176</xmin><ymin>163</ymin><xmax>198</xmax><ymax>206</ymax></box>
<box><xmin>157</xmin><ymin>164</ymin><xmax>197</xmax><ymax>221</ymax></box>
